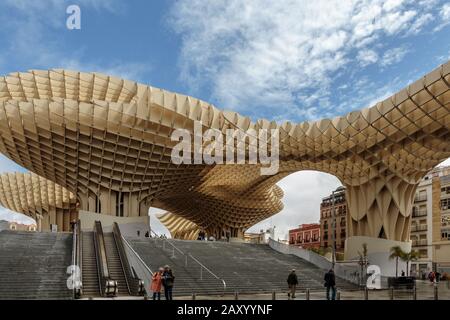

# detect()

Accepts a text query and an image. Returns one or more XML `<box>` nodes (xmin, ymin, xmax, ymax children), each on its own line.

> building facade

<box><xmin>320</xmin><ymin>186</ymin><xmax>347</xmax><ymax>252</ymax></box>
<box><xmin>0</xmin><ymin>220</ymin><xmax>37</xmax><ymax>232</ymax></box>
<box><xmin>289</xmin><ymin>223</ymin><xmax>321</xmax><ymax>249</ymax></box>
<box><xmin>244</xmin><ymin>230</ymin><xmax>270</xmax><ymax>244</ymax></box>
<box><xmin>410</xmin><ymin>166</ymin><xmax>450</xmax><ymax>276</ymax></box>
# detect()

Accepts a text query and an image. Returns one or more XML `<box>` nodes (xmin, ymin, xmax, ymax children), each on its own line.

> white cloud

<box><xmin>380</xmin><ymin>46</ymin><xmax>409</xmax><ymax>66</ymax></box>
<box><xmin>383</xmin><ymin>0</ymin><xmax>406</xmax><ymax>12</ymax></box>
<box><xmin>407</xmin><ymin>13</ymin><xmax>434</xmax><ymax>34</ymax></box>
<box><xmin>61</xmin><ymin>59</ymin><xmax>152</xmax><ymax>83</ymax></box>
<box><xmin>439</xmin><ymin>157</ymin><xmax>450</xmax><ymax>167</ymax></box>
<box><xmin>248</xmin><ymin>171</ymin><xmax>341</xmax><ymax>240</ymax></box>
<box><xmin>434</xmin><ymin>3</ymin><xmax>450</xmax><ymax>31</ymax></box>
<box><xmin>0</xmin><ymin>207</ymin><xmax>35</xmax><ymax>225</ymax></box>
<box><xmin>357</xmin><ymin>49</ymin><xmax>379</xmax><ymax>66</ymax></box>
<box><xmin>442</xmin><ymin>3</ymin><xmax>450</xmax><ymax>20</ymax></box>
<box><xmin>170</xmin><ymin>0</ymin><xmax>441</xmax><ymax>121</ymax></box>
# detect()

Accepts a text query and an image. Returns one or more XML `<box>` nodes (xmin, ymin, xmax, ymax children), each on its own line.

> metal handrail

<box><xmin>150</xmin><ymin>229</ymin><xmax>185</xmax><ymax>256</ymax></box>
<box><xmin>112</xmin><ymin>223</ymin><xmax>131</xmax><ymax>294</ymax></box>
<box><xmin>187</xmin><ymin>253</ymin><xmax>227</xmax><ymax>294</ymax></box>
<box><xmin>68</xmin><ymin>220</ymin><xmax>83</xmax><ymax>298</ymax></box>
<box><xmin>92</xmin><ymin>222</ymin><xmax>104</xmax><ymax>296</ymax></box>
<box><xmin>122</xmin><ymin>235</ymin><xmax>154</xmax><ymax>275</ymax></box>
<box><xmin>93</xmin><ymin>221</ymin><xmax>116</xmax><ymax>296</ymax></box>
<box><xmin>149</xmin><ymin>229</ymin><xmax>227</xmax><ymax>294</ymax></box>
<box><xmin>113</xmin><ymin>222</ymin><xmax>144</xmax><ymax>295</ymax></box>
<box><xmin>70</xmin><ymin>221</ymin><xmax>78</xmax><ymax>298</ymax></box>
<box><xmin>94</xmin><ymin>221</ymin><xmax>110</xmax><ymax>279</ymax></box>
<box><xmin>76</xmin><ymin>220</ymin><xmax>82</xmax><ymax>287</ymax></box>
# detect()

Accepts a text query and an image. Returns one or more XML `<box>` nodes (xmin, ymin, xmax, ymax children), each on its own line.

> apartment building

<box><xmin>320</xmin><ymin>186</ymin><xmax>347</xmax><ymax>252</ymax></box>
<box><xmin>410</xmin><ymin>166</ymin><xmax>450</xmax><ymax>276</ymax></box>
<box><xmin>288</xmin><ymin>223</ymin><xmax>321</xmax><ymax>249</ymax></box>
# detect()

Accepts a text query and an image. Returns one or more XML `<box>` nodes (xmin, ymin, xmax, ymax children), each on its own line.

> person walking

<box><xmin>151</xmin><ymin>268</ymin><xmax>164</xmax><ymax>300</ymax></box>
<box><xmin>428</xmin><ymin>271</ymin><xmax>435</xmax><ymax>284</ymax></box>
<box><xmin>324</xmin><ymin>269</ymin><xmax>336</xmax><ymax>300</ymax></box>
<box><xmin>162</xmin><ymin>265</ymin><xmax>175</xmax><ymax>300</ymax></box>
<box><xmin>287</xmin><ymin>269</ymin><xmax>298</xmax><ymax>299</ymax></box>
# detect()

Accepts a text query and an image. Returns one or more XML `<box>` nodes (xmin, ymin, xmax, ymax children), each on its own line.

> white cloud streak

<box><xmin>0</xmin><ymin>207</ymin><xmax>35</xmax><ymax>225</ymax></box>
<box><xmin>380</xmin><ymin>46</ymin><xmax>409</xmax><ymax>66</ymax></box>
<box><xmin>248</xmin><ymin>171</ymin><xmax>341</xmax><ymax>240</ymax></box>
<box><xmin>170</xmin><ymin>0</ymin><xmax>443</xmax><ymax>121</ymax></box>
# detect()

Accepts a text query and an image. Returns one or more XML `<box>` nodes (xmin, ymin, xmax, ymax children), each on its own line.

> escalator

<box><xmin>104</xmin><ymin>233</ymin><xmax>128</xmax><ymax>295</ymax></box>
<box><xmin>73</xmin><ymin>220</ymin><xmax>144</xmax><ymax>299</ymax></box>
<box><xmin>81</xmin><ymin>231</ymin><xmax>101</xmax><ymax>297</ymax></box>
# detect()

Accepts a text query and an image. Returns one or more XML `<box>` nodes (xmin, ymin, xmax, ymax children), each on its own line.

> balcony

<box><xmin>412</xmin><ymin>210</ymin><xmax>427</xmax><ymax>217</ymax></box>
<box><xmin>412</xmin><ymin>239</ymin><xmax>428</xmax><ymax>246</ymax></box>
<box><xmin>414</xmin><ymin>194</ymin><xmax>427</xmax><ymax>202</ymax></box>
<box><xmin>411</xmin><ymin>225</ymin><xmax>427</xmax><ymax>232</ymax></box>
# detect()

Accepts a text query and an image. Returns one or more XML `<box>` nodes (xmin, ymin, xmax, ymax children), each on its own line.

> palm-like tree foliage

<box><xmin>389</xmin><ymin>246</ymin><xmax>404</xmax><ymax>278</ymax></box>
<box><xmin>400</xmin><ymin>250</ymin><xmax>419</xmax><ymax>276</ymax></box>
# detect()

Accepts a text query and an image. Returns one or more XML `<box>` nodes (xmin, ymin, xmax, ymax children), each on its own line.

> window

<box><xmin>441</xmin><ymin>186</ymin><xmax>450</xmax><ymax>194</ymax></box>
<box><xmin>441</xmin><ymin>198</ymin><xmax>450</xmax><ymax>211</ymax></box>
<box><xmin>116</xmin><ymin>192</ymin><xmax>124</xmax><ymax>217</ymax></box>
<box><xmin>95</xmin><ymin>195</ymin><xmax>101</xmax><ymax>213</ymax></box>
<box><xmin>419</xmin><ymin>249</ymin><xmax>427</xmax><ymax>258</ymax></box>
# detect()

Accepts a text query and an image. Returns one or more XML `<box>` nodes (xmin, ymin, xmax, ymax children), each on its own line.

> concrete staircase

<box><xmin>0</xmin><ymin>230</ymin><xmax>73</xmax><ymax>299</ymax></box>
<box><xmin>126</xmin><ymin>238</ymin><xmax>358</xmax><ymax>296</ymax></box>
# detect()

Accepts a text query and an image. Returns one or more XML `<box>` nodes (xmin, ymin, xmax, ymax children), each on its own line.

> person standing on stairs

<box><xmin>151</xmin><ymin>268</ymin><xmax>164</xmax><ymax>300</ymax></box>
<box><xmin>287</xmin><ymin>269</ymin><xmax>298</xmax><ymax>299</ymax></box>
<box><xmin>162</xmin><ymin>265</ymin><xmax>175</xmax><ymax>300</ymax></box>
<box><xmin>324</xmin><ymin>269</ymin><xmax>336</xmax><ymax>300</ymax></box>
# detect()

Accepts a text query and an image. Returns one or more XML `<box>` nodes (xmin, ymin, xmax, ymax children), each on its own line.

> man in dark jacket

<box><xmin>287</xmin><ymin>269</ymin><xmax>299</xmax><ymax>299</ymax></box>
<box><xmin>162</xmin><ymin>265</ymin><xmax>175</xmax><ymax>300</ymax></box>
<box><xmin>324</xmin><ymin>269</ymin><xmax>336</xmax><ymax>300</ymax></box>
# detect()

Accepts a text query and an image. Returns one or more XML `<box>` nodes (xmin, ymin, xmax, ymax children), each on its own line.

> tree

<box><xmin>389</xmin><ymin>246</ymin><xmax>403</xmax><ymax>278</ymax></box>
<box><xmin>400</xmin><ymin>250</ymin><xmax>419</xmax><ymax>276</ymax></box>
<box><xmin>357</xmin><ymin>243</ymin><xmax>368</xmax><ymax>286</ymax></box>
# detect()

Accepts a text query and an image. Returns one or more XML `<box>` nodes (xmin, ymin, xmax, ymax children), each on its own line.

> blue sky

<box><xmin>0</xmin><ymin>0</ymin><xmax>449</xmax><ymax>237</ymax></box>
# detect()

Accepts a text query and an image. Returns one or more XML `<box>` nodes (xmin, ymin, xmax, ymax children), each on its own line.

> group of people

<box><xmin>150</xmin><ymin>265</ymin><xmax>175</xmax><ymax>300</ymax></box>
<box><xmin>427</xmin><ymin>271</ymin><xmax>441</xmax><ymax>283</ymax></box>
<box><xmin>136</xmin><ymin>230</ymin><xmax>168</xmax><ymax>239</ymax></box>
<box><xmin>287</xmin><ymin>268</ymin><xmax>336</xmax><ymax>300</ymax></box>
